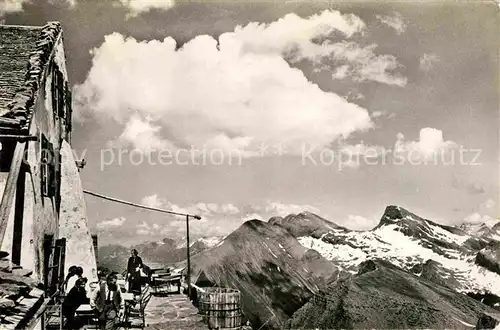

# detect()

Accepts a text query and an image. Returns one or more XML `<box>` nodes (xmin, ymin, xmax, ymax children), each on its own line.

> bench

<box><xmin>124</xmin><ymin>285</ymin><xmax>152</xmax><ymax>329</ymax></box>
<box><xmin>151</xmin><ymin>273</ymin><xmax>182</xmax><ymax>294</ymax></box>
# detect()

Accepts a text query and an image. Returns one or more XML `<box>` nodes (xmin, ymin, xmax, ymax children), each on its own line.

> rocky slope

<box><xmin>268</xmin><ymin>212</ymin><xmax>345</xmax><ymax>238</ymax></box>
<box><xmin>100</xmin><ymin>206</ymin><xmax>500</xmax><ymax>329</ymax></box>
<box><xmin>190</xmin><ymin>219</ymin><xmax>340</xmax><ymax>329</ymax></box>
<box><xmin>290</xmin><ymin>259</ymin><xmax>500</xmax><ymax>329</ymax></box>
<box><xmin>460</xmin><ymin>220</ymin><xmax>500</xmax><ymax>242</ymax></box>
<box><xmin>475</xmin><ymin>241</ymin><xmax>500</xmax><ymax>276</ymax></box>
<box><xmin>292</xmin><ymin>206</ymin><xmax>500</xmax><ymax>299</ymax></box>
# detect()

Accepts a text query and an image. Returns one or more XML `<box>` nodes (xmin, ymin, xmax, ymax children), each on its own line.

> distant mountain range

<box><xmin>98</xmin><ymin>236</ymin><xmax>224</xmax><ymax>274</ymax></box>
<box><xmin>98</xmin><ymin>206</ymin><xmax>500</xmax><ymax>329</ymax></box>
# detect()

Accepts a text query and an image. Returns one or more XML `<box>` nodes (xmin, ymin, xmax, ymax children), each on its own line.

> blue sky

<box><xmin>2</xmin><ymin>0</ymin><xmax>498</xmax><ymax>246</ymax></box>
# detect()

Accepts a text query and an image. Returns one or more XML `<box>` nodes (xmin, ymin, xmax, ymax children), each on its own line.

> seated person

<box><xmin>63</xmin><ymin>266</ymin><xmax>77</xmax><ymax>291</ymax></box>
<box><xmin>65</xmin><ymin>266</ymin><xmax>84</xmax><ymax>294</ymax></box>
<box><xmin>62</xmin><ymin>277</ymin><xmax>89</xmax><ymax>329</ymax></box>
<box><xmin>90</xmin><ymin>273</ymin><xmax>125</xmax><ymax>330</ymax></box>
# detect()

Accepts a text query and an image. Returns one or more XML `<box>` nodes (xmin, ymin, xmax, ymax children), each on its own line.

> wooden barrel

<box><xmin>198</xmin><ymin>287</ymin><xmax>242</xmax><ymax>329</ymax></box>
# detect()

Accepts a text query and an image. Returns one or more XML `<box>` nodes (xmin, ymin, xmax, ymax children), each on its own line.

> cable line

<box><xmin>83</xmin><ymin>190</ymin><xmax>201</xmax><ymax>219</ymax></box>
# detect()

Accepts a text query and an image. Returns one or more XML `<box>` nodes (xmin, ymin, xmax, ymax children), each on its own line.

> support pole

<box><xmin>12</xmin><ymin>165</ymin><xmax>26</xmax><ymax>265</ymax></box>
<box><xmin>82</xmin><ymin>190</ymin><xmax>202</xmax><ymax>297</ymax></box>
<box><xmin>0</xmin><ymin>135</ymin><xmax>38</xmax><ymax>142</ymax></box>
<box><xmin>186</xmin><ymin>214</ymin><xmax>191</xmax><ymax>298</ymax></box>
<box><xmin>0</xmin><ymin>142</ymin><xmax>26</xmax><ymax>246</ymax></box>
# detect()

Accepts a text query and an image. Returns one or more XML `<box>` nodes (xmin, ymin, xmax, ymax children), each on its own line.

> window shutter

<box><xmin>41</xmin><ymin>135</ymin><xmax>50</xmax><ymax>197</ymax></box>
<box><xmin>57</xmin><ymin>70</ymin><xmax>65</xmax><ymax>119</ymax></box>
<box><xmin>41</xmin><ymin>135</ymin><xmax>57</xmax><ymax>199</ymax></box>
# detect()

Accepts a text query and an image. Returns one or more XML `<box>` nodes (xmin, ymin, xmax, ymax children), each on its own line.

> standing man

<box><xmin>126</xmin><ymin>249</ymin><xmax>144</xmax><ymax>295</ymax></box>
<box><xmin>90</xmin><ymin>273</ymin><xmax>125</xmax><ymax>329</ymax></box>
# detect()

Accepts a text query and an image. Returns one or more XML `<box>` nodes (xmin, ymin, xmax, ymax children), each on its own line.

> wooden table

<box><xmin>76</xmin><ymin>304</ymin><xmax>93</xmax><ymax>313</ymax></box>
<box><xmin>116</xmin><ymin>279</ymin><xmax>128</xmax><ymax>294</ymax></box>
<box><xmin>151</xmin><ymin>274</ymin><xmax>182</xmax><ymax>294</ymax></box>
<box><xmin>75</xmin><ymin>304</ymin><xmax>96</xmax><ymax>328</ymax></box>
<box><xmin>76</xmin><ymin>296</ymin><xmax>136</xmax><ymax>329</ymax></box>
<box><xmin>122</xmin><ymin>293</ymin><xmax>135</xmax><ymax>301</ymax></box>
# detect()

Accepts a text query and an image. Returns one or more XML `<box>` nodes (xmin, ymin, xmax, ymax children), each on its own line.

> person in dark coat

<box><xmin>63</xmin><ymin>277</ymin><xmax>89</xmax><ymax>329</ymax></box>
<box><xmin>90</xmin><ymin>273</ymin><xmax>125</xmax><ymax>330</ymax></box>
<box><xmin>126</xmin><ymin>249</ymin><xmax>144</xmax><ymax>294</ymax></box>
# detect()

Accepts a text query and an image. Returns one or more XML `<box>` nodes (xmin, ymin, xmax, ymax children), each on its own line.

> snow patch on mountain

<box><xmin>298</xmin><ymin>222</ymin><xmax>500</xmax><ymax>296</ymax></box>
<box><xmin>460</xmin><ymin>219</ymin><xmax>500</xmax><ymax>241</ymax></box>
<box><xmin>199</xmin><ymin>236</ymin><xmax>225</xmax><ymax>248</ymax></box>
<box><xmin>177</xmin><ymin>236</ymin><xmax>224</xmax><ymax>248</ymax></box>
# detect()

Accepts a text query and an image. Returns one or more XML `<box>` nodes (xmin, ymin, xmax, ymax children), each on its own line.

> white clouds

<box><xmin>220</xmin><ymin>204</ymin><xmax>240</xmax><ymax>215</ymax></box>
<box><xmin>74</xmin><ymin>10</ymin><xmax>408</xmax><ymax>155</ymax></box>
<box><xmin>228</xmin><ymin>10</ymin><xmax>366</xmax><ymax>57</ymax></box>
<box><xmin>263</xmin><ymin>201</ymin><xmax>320</xmax><ymax>217</ymax></box>
<box><xmin>395</xmin><ymin>128</ymin><xmax>458</xmax><ymax>159</ymax></box>
<box><xmin>97</xmin><ymin>217</ymin><xmax>126</xmax><ymax>229</ymax></box>
<box><xmin>141</xmin><ymin>194</ymin><xmax>164</xmax><ymax>209</ymax></box>
<box><xmin>48</xmin><ymin>0</ymin><xmax>76</xmax><ymax>7</ymax></box>
<box><xmin>339</xmin><ymin>141</ymin><xmax>386</xmax><ymax>158</ymax></box>
<box><xmin>119</xmin><ymin>0</ymin><xmax>175</xmax><ymax>17</ymax></box>
<box><xmin>0</xmin><ymin>0</ymin><xmax>29</xmax><ymax>15</ymax></box>
<box><xmin>136</xmin><ymin>221</ymin><xmax>151</xmax><ymax>235</ymax></box>
<box><xmin>327</xmin><ymin>42</ymin><xmax>407</xmax><ymax>86</ymax></box>
<box><xmin>194</xmin><ymin>202</ymin><xmax>241</xmax><ymax>216</ymax></box>
<box><xmin>419</xmin><ymin>53</ymin><xmax>440</xmax><ymax>72</ymax></box>
<box><xmin>140</xmin><ymin>194</ymin><xmax>240</xmax><ymax>218</ymax></box>
<box><xmin>463</xmin><ymin>213</ymin><xmax>498</xmax><ymax>226</ymax></box>
<box><xmin>112</xmin><ymin>115</ymin><xmax>173</xmax><ymax>153</ymax></box>
<box><xmin>137</xmin><ymin>196</ymin><xmax>325</xmax><ymax>237</ymax></box>
<box><xmin>347</xmin><ymin>215</ymin><xmax>375</xmax><ymax>230</ymax></box>
<box><xmin>75</xmin><ymin>31</ymin><xmax>372</xmax><ymax>156</ymax></box>
<box><xmin>462</xmin><ymin>199</ymin><xmax>498</xmax><ymax>229</ymax></box>
<box><xmin>0</xmin><ymin>0</ymin><xmax>75</xmax><ymax>15</ymax></box>
<box><xmin>332</xmin><ymin>140</ymin><xmax>387</xmax><ymax>169</ymax></box>
<box><xmin>451</xmin><ymin>175</ymin><xmax>486</xmax><ymax>195</ymax></box>
<box><xmin>332</xmin><ymin>65</ymin><xmax>350</xmax><ymax>80</ymax></box>
<box><xmin>243</xmin><ymin>213</ymin><xmax>264</xmax><ymax>221</ymax></box>
<box><xmin>376</xmin><ymin>12</ymin><xmax>407</xmax><ymax>35</ymax></box>
<box><xmin>230</xmin><ymin>11</ymin><xmax>405</xmax><ymax>86</ymax></box>
<box><xmin>136</xmin><ymin>221</ymin><xmax>161</xmax><ymax>235</ymax></box>
<box><xmin>480</xmin><ymin>199</ymin><xmax>495</xmax><ymax>210</ymax></box>
<box><xmin>344</xmin><ymin>91</ymin><xmax>365</xmax><ymax>102</ymax></box>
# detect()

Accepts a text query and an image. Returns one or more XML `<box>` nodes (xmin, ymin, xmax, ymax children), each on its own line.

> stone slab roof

<box><xmin>0</xmin><ymin>252</ymin><xmax>45</xmax><ymax>329</ymax></box>
<box><xmin>0</xmin><ymin>26</ymin><xmax>41</xmax><ymax>117</ymax></box>
<box><xmin>0</xmin><ymin>22</ymin><xmax>62</xmax><ymax>131</ymax></box>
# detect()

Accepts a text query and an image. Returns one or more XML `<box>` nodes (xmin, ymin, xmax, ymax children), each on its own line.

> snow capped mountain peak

<box><xmin>269</xmin><ymin>211</ymin><xmax>344</xmax><ymax>238</ymax></box>
<box><xmin>286</xmin><ymin>206</ymin><xmax>500</xmax><ymax>298</ymax></box>
<box><xmin>459</xmin><ymin>219</ymin><xmax>500</xmax><ymax>241</ymax></box>
<box><xmin>176</xmin><ymin>236</ymin><xmax>225</xmax><ymax>249</ymax></box>
<box><xmin>197</xmin><ymin>236</ymin><xmax>225</xmax><ymax>248</ymax></box>
<box><xmin>187</xmin><ymin>207</ymin><xmax>500</xmax><ymax>329</ymax></box>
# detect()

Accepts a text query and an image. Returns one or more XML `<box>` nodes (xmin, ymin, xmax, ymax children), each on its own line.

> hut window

<box><xmin>41</xmin><ymin>135</ymin><xmax>58</xmax><ymax>198</ymax></box>
<box><xmin>51</xmin><ymin>64</ymin><xmax>65</xmax><ymax>120</ymax></box>
<box><xmin>64</xmin><ymin>82</ymin><xmax>72</xmax><ymax>140</ymax></box>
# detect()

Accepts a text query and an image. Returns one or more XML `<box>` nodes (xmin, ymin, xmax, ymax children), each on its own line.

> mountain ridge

<box><xmin>290</xmin><ymin>258</ymin><xmax>500</xmax><ymax>329</ymax></box>
<box><xmin>98</xmin><ymin>205</ymin><xmax>500</xmax><ymax>329</ymax></box>
<box><xmin>190</xmin><ymin>218</ymin><xmax>340</xmax><ymax>329</ymax></box>
<box><xmin>277</xmin><ymin>206</ymin><xmax>500</xmax><ymax>299</ymax></box>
